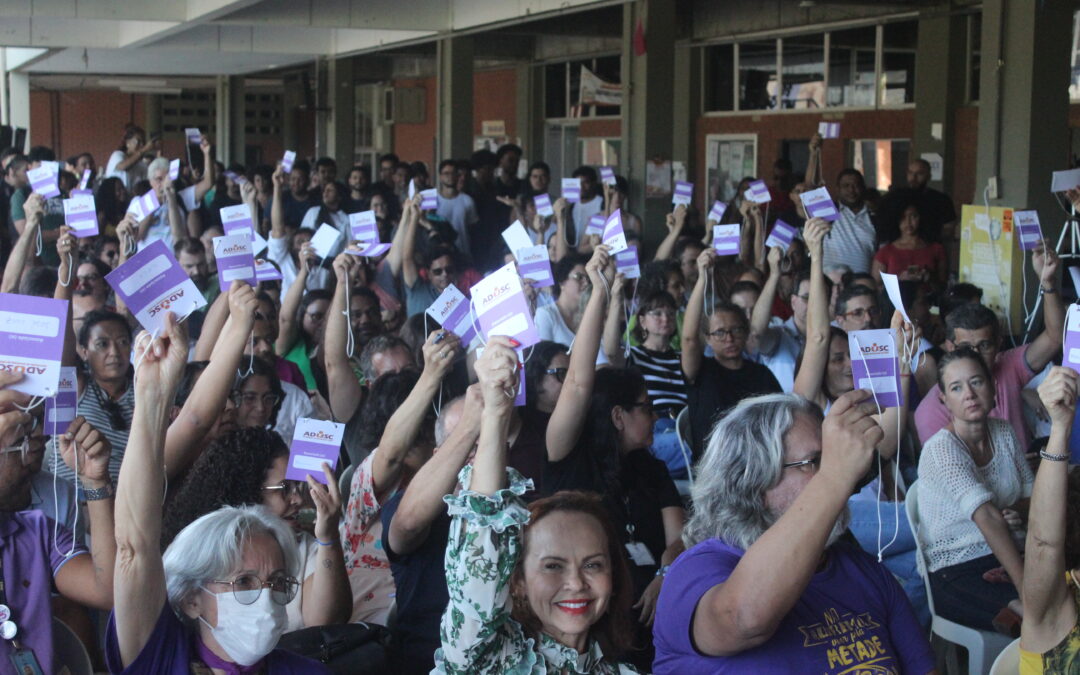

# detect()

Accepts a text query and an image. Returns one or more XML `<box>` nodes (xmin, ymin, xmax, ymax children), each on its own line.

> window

<box><xmin>851</xmin><ymin>138</ymin><xmax>910</xmax><ymax>191</ymax></box>
<box><xmin>161</xmin><ymin>92</ymin><xmax>215</xmax><ymax>137</ymax></box>
<box><xmin>543</xmin><ymin>56</ymin><xmax>622</xmax><ymax>119</ymax></box>
<box><xmin>704</xmin><ymin>44</ymin><xmax>736</xmax><ymax>112</ymax></box>
<box><xmin>828</xmin><ymin>26</ymin><xmax>877</xmax><ymax>107</ymax></box>
<box><xmin>579</xmin><ymin>138</ymin><xmax>620</xmax><ymax>167</ymax></box>
<box><xmin>739</xmin><ymin>40</ymin><xmax>779</xmax><ymax>111</ymax></box>
<box><xmin>781</xmin><ymin>34</ymin><xmax>825</xmax><ymax>109</ymax></box>
<box><xmin>881</xmin><ymin>21</ymin><xmax>918</xmax><ymax>105</ymax></box>
<box><xmin>545</xmin><ymin>122</ymin><xmax>579</xmax><ymax>181</ymax></box>
<box><xmin>705</xmin><ymin>134</ymin><xmax>758</xmax><ymax>204</ymax></box>
<box><xmin>545</xmin><ymin>63</ymin><xmax>568</xmax><ymax>119</ymax></box>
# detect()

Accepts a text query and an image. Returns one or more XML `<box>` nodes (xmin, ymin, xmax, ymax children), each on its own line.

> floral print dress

<box><xmin>433</xmin><ymin>466</ymin><xmax>640</xmax><ymax>675</ymax></box>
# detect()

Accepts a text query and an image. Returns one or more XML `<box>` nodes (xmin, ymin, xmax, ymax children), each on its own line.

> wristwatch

<box><xmin>81</xmin><ymin>482</ymin><xmax>116</xmax><ymax>502</ymax></box>
<box><xmin>655</xmin><ymin>564</ymin><xmax>671</xmax><ymax>578</ymax></box>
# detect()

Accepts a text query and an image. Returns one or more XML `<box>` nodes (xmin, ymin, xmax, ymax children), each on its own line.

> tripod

<box><xmin>1022</xmin><ymin>205</ymin><xmax>1080</xmax><ymax>337</ymax></box>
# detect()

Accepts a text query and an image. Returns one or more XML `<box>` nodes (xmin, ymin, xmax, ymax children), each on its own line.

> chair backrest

<box><xmin>904</xmin><ymin>481</ymin><xmax>938</xmax><ymax>616</ymax></box>
<box><xmin>53</xmin><ymin>617</ymin><xmax>92</xmax><ymax>675</ymax></box>
<box><xmin>675</xmin><ymin>406</ymin><xmax>694</xmax><ymax>483</ymax></box>
<box><xmin>988</xmin><ymin>637</ymin><xmax>1021</xmax><ymax>675</ymax></box>
<box><xmin>338</xmin><ymin>463</ymin><xmax>357</xmax><ymax>500</ymax></box>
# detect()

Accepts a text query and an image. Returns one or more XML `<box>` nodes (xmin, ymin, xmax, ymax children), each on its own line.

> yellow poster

<box><xmin>958</xmin><ymin>204</ymin><xmax>1026</xmax><ymax>334</ymax></box>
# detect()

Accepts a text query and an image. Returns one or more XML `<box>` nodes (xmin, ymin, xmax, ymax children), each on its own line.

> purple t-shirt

<box><xmin>105</xmin><ymin>603</ymin><xmax>331</xmax><ymax>674</ymax></box>
<box><xmin>652</xmin><ymin>538</ymin><xmax>934</xmax><ymax>674</ymax></box>
<box><xmin>0</xmin><ymin>510</ymin><xmax>86</xmax><ymax>675</ymax></box>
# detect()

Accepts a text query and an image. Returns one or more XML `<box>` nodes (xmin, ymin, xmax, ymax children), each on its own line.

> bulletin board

<box><xmin>958</xmin><ymin>204</ymin><xmax>1026</xmax><ymax>334</ymax></box>
<box><xmin>705</xmin><ymin>134</ymin><xmax>757</xmax><ymax>207</ymax></box>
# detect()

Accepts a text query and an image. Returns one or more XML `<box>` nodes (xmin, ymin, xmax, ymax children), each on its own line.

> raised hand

<box><xmin>307</xmin><ymin>462</ymin><xmax>343</xmax><ymax>543</ymax></box>
<box><xmin>803</xmin><ymin>218</ymin><xmax>830</xmax><ymax>258</ymax></box>
<box><xmin>332</xmin><ymin>250</ymin><xmax>358</xmax><ymax>283</ymax></box>
<box><xmin>1037</xmin><ymin>366</ymin><xmax>1079</xmax><ymax>427</ymax></box>
<box><xmin>696</xmin><ymin>247</ymin><xmax>717</xmax><ymax>277</ymax></box>
<box><xmin>819</xmin><ymin>389</ymin><xmax>884</xmax><ymax>487</ymax></box>
<box><xmin>421</xmin><ymin>329</ymin><xmax>462</xmax><ymax>381</ymax></box>
<box><xmin>1033</xmin><ymin>241</ymin><xmax>1059</xmax><ymax>286</ymax></box>
<box><xmin>59</xmin><ymin>416</ymin><xmax>113</xmax><ymax>489</ymax></box>
<box><xmin>766</xmin><ymin>245</ymin><xmax>782</xmax><ymax>273</ymax></box>
<box><xmin>474</xmin><ymin>336</ymin><xmax>520</xmax><ymax>416</ymax></box>
<box><xmin>227</xmin><ymin>280</ymin><xmax>258</xmax><ymax>322</ymax></box>
<box><xmin>132</xmin><ymin>312</ymin><xmax>189</xmax><ymax>393</ymax></box>
<box><xmin>585</xmin><ymin>244</ymin><xmax>613</xmax><ymax>288</ymax></box>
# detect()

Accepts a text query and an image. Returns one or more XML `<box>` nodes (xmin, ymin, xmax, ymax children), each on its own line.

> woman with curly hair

<box><xmin>162</xmin><ymin>427</ymin><xmax>350</xmax><ymax>630</ymax></box>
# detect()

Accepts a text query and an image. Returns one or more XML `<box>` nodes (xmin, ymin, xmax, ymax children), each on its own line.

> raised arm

<box><xmin>300</xmin><ymin>462</ymin><xmax>350</xmax><ymax>626</ymax></box>
<box><xmin>1026</xmin><ymin>243</ymin><xmax>1063</xmax><ymax>373</ymax></box>
<box><xmin>551</xmin><ymin>197</ymin><xmax>570</xmax><ymax>263</ymax></box>
<box><xmin>655</xmin><ymin>205</ymin><xmax>687</xmax><ymax>262</ymax></box>
<box><xmin>112</xmin><ymin>313</ymin><xmax>188</xmax><ymax>668</ymax></box>
<box><xmin>113</xmin><ymin>216</ymin><xmax>137</xmax><ymax>319</ymax></box>
<box><xmin>805</xmin><ymin>133</ymin><xmax>823</xmax><ymax>187</ymax></box>
<box><xmin>165</xmin><ymin>282</ymin><xmax>256</xmax><ymax>477</ymax></box>
<box><xmin>112</xmin><ymin>141</ymin><xmax>152</xmax><ymax>173</ymax></box>
<box><xmin>270</xmin><ymin>164</ymin><xmax>287</xmax><ymax>240</ymax></box>
<box><xmin>680</xmin><ymin>248</ymin><xmax>717</xmax><ymax>384</ymax></box>
<box><xmin>545</xmin><ymin>245</ymin><xmax>613</xmax><ymax>463</ymax></box>
<box><xmin>466</xmin><ymin>338</ymin><xmax>517</xmax><ymax>495</ymax></box>
<box><xmin>1023</xmin><ymin>367</ymin><xmax>1079</xmax><ymax>651</ymax></box>
<box><xmin>276</xmin><ymin>241</ymin><xmax>313</xmax><ymax>355</ymax></box>
<box><xmin>602</xmin><ymin>273</ymin><xmax>628</xmax><ymax>367</ymax></box>
<box><xmin>2</xmin><ymin>193</ymin><xmax>43</xmax><ymax>293</ymax></box>
<box><xmin>192</xmin><ymin>290</ymin><xmax>232</xmax><ymax>361</ymax></box>
<box><xmin>792</xmin><ymin>218</ymin><xmax>831</xmax><ymax>399</ymax></box>
<box><xmin>400</xmin><ymin>198</ymin><xmax>421</xmax><ymax>288</ymax></box>
<box><xmin>749</xmin><ymin>247</ymin><xmax>783</xmax><ymax>351</ymax></box>
<box><xmin>388</xmin><ymin>384</ymin><xmax>482</xmax><ymax>556</ymax></box>
<box><xmin>193</xmin><ymin>135</ymin><xmax>215</xmax><ymax>205</ymax></box>
<box><xmin>693</xmin><ymin>390</ymin><xmax>882</xmax><ymax>656</ymax></box>
<box><xmin>163</xmin><ymin>182</ymin><xmax>185</xmax><ymax>244</ymax></box>
<box><xmin>324</xmin><ymin>252</ymin><xmax>363</xmax><ymax>421</ymax></box>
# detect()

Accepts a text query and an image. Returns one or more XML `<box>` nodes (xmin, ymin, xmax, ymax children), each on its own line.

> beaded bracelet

<box><xmin>315</xmin><ymin>538</ymin><xmax>340</xmax><ymax>546</ymax></box>
<box><xmin>1040</xmin><ymin>450</ymin><xmax>1070</xmax><ymax>462</ymax></box>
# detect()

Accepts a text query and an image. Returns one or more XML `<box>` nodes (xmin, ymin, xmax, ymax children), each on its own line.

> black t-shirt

<box><xmin>509</xmin><ymin>408</ymin><xmax>550</xmax><ymax>497</ymax></box>
<box><xmin>380</xmin><ymin>491</ymin><xmax>451</xmax><ymax>675</ymax></box>
<box><xmin>686</xmin><ymin>358</ymin><xmax>782</xmax><ymax>461</ymax></box>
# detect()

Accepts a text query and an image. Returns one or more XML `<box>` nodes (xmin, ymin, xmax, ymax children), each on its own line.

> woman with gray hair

<box><xmin>652</xmin><ymin>390</ymin><xmax>936</xmax><ymax>674</ymax></box>
<box><xmin>105</xmin><ymin>314</ymin><xmax>330</xmax><ymax>673</ymax></box>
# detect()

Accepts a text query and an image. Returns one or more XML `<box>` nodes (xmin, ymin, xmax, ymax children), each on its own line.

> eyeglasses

<box><xmin>568</xmin><ymin>272</ymin><xmax>589</xmax><ymax>283</ymax></box>
<box><xmin>430</xmin><ymin>266</ymin><xmax>454</xmax><ymax>277</ymax></box>
<box><xmin>645</xmin><ymin>309</ymin><xmax>676</xmax><ymax>321</ymax></box>
<box><xmin>261</xmin><ymin>480</ymin><xmax>308</xmax><ymax>499</ymax></box>
<box><xmin>954</xmin><ymin>341</ymin><xmax>996</xmax><ymax>354</ymax></box>
<box><xmin>232</xmin><ymin>392</ymin><xmax>281</xmax><ymax>408</ymax></box>
<box><xmin>706</xmin><ymin>327</ymin><xmax>748</xmax><ymax>340</ymax></box>
<box><xmin>782</xmin><ymin>455</ymin><xmax>821</xmax><ymax>473</ymax></box>
<box><xmin>206</xmin><ymin>573</ymin><xmax>300</xmax><ymax>606</ymax></box>
<box><xmin>842</xmin><ymin>306</ymin><xmax>880</xmax><ymax>321</ymax></box>
<box><xmin>0</xmin><ymin>420</ymin><xmax>47</xmax><ymax>466</ymax></box>
<box><xmin>545</xmin><ymin>367</ymin><xmax>568</xmax><ymax>382</ymax></box>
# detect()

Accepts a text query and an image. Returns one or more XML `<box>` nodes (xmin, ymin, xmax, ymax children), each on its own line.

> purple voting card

<box><xmin>534</xmin><ymin>193</ymin><xmax>554</xmax><ymax>217</ymax></box>
<box><xmin>562</xmin><ymin>177</ymin><xmax>581</xmax><ymax>203</ymax></box>
<box><xmin>600</xmin><ymin>166</ymin><xmax>616</xmax><ymax>185</ymax></box>
<box><xmin>168</xmin><ymin>159</ymin><xmax>180</xmax><ymax>181</ymax></box>
<box><xmin>800</xmin><ymin>187</ymin><xmax>839</xmax><ymax>222</ymax></box>
<box><xmin>346</xmin><ymin>242</ymin><xmax>392</xmax><ymax>258</ymax></box>
<box><xmin>602</xmin><ymin>209</ymin><xmax>628</xmax><ymax>253</ymax></box>
<box><xmin>673</xmin><ymin>181</ymin><xmax>694</xmax><ymax>206</ymax></box>
<box><xmin>185</xmin><ymin>128</ymin><xmax>202</xmax><ymax>145</ymax></box>
<box><xmin>615</xmin><ymin>246</ymin><xmax>641</xmax><ymax>279</ymax></box>
<box><xmin>28</xmin><ymin>165</ymin><xmax>60</xmax><ymax>199</ymax></box>
<box><xmin>1014</xmin><ymin>210</ymin><xmax>1043</xmax><ymax>250</ymax></box>
<box><xmin>849</xmin><ymin>329</ymin><xmax>902</xmax><ymax>409</ymax></box>
<box><xmin>1065</xmin><ymin>305</ymin><xmax>1080</xmax><ymax>376</ymax></box>
<box><xmin>224</xmin><ymin>170</ymin><xmax>247</xmax><ymax>185</ymax></box>
<box><xmin>78</xmin><ymin>169</ymin><xmax>90</xmax><ymax>190</ymax></box>
<box><xmin>287</xmin><ymin>417</ymin><xmax>344</xmax><ymax>483</ymax></box>
<box><xmin>254</xmin><ymin>258</ymin><xmax>283</xmax><ymax>282</ymax></box>
<box><xmin>818</xmin><ymin>121</ymin><xmax>840</xmax><ymax>139</ymax></box>
<box><xmin>713</xmin><ymin>224</ymin><xmax>740</xmax><ymax>256</ymax></box>
<box><xmin>349</xmin><ymin>211</ymin><xmax>378</xmax><ymax>242</ymax></box>
<box><xmin>106</xmin><ymin>239</ymin><xmax>206</xmax><ymax>333</ymax></box>
<box><xmin>0</xmin><ymin>293</ymin><xmax>68</xmax><ymax>398</ymax></box>
<box><xmin>220</xmin><ymin>204</ymin><xmax>255</xmax><ymax>237</ymax></box>
<box><xmin>708</xmin><ymin>201</ymin><xmax>727</xmax><ymax>222</ymax></box>
<box><xmin>70</xmin><ymin>188</ymin><xmax>92</xmax><ymax>198</ymax></box>
<box><xmin>282</xmin><ymin>150</ymin><xmax>296</xmax><ymax>173</ymax></box>
<box><xmin>586</xmin><ymin>213</ymin><xmax>605</xmax><ymax>235</ymax></box>
<box><xmin>426</xmin><ymin>284</ymin><xmax>478</xmax><ymax>348</ymax></box>
<box><xmin>127</xmin><ymin>190</ymin><xmax>160</xmax><ymax>221</ymax></box>
<box><xmin>45</xmin><ymin>366</ymin><xmax>77</xmax><ymax>436</ymax></box>
<box><xmin>765</xmin><ymin>219</ymin><xmax>797</xmax><ymax>251</ymax></box>
<box><xmin>516</xmin><ymin>245</ymin><xmax>553</xmax><ymax>288</ymax></box>
<box><xmin>63</xmin><ymin>195</ymin><xmax>99</xmax><ymax>238</ymax></box>
<box><xmin>420</xmin><ymin>189</ymin><xmax>438</xmax><ymax>211</ymax></box>
<box><xmin>747</xmin><ymin>179</ymin><xmax>771</xmax><ymax>204</ymax></box>
<box><xmin>213</xmin><ymin>233</ymin><xmax>257</xmax><ymax>287</ymax></box>
<box><xmin>471</xmin><ymin>262</ymin><xmax>540</xmax><ymax>349</ymax></box>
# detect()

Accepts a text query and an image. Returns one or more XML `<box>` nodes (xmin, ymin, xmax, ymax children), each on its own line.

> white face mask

<box><xmin>199</xmin><ymin>587</ymin><xmax>287</xmax><ymax>666</ymax></box>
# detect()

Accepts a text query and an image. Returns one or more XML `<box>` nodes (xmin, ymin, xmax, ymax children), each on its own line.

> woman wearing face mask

<box><xmin>434</xmin><ymin>339</ymin><xmax>638</xmax><ymax>674</ymax></box>
<box><xmin>108</xmin><ymin>313</ymin><xmax>331</xmax><ymax>674</ymax></box>
<box><xmin>917</xmin><ymin>347</ymin><xmax>1033</xmax><ymax>633</ymax></box>
<box><xmin>162</xmin><ymin>427</ymin><xmax>350</xmax><ymax>631</ymax></box>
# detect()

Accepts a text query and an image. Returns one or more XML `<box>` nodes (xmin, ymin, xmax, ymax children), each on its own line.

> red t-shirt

<box><xmin>873</xmin><ymin>241</ymin><xmax>945</xmax><ymax>277</ymax></box>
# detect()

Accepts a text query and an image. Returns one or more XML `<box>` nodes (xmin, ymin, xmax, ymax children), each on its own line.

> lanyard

<box><xmin>0</xmin><ymin>551</ymin><xmax>19</xmax><ymax>642</ymax></box>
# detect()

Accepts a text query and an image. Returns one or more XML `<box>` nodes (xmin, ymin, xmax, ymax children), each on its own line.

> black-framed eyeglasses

<box><xmin>261</xmin><ymin>480</ymin><xmax>308</xmax><ymax>498</ymax></box>
<box><xmin>430</xmin><ymin>266</ymin><xmax>454</xmax><ymax>277</ymax></box>
<box><xmin>954</xmin><ymin>340</ymin><xmax>996</xmax><ymax>354</ymax></box>
<box><xmin>206</xmin><ymin>573</ymin><xmax>300</xmax><ymax>606</ymax></box>
<box><xmin>231</xmin><ymin>392</ymin><xmax>281</xmax><ymax>408</ymax></box>
<box><xmin>568</xmin><ymin>272</ymin><xmax>589</xmax><ymax>283</ymax></box>
<box><xmin>706</xmin><ymin>327</ymin><xmax>748</xmax><ymax>340</ymax></box>
<box><xmin>843</xmin><ymin>306</ymin><xmax>880</xmax><ymax>320</ymax></box>
<box><xmin>782</xmin><ymin>455</ymin><xmax>821</xmax><ymax>473</ymax></box>
<box><xmin>545</xmin><ymin>367</ymin><xmax>568</xmax><ymax>383</ymax></box>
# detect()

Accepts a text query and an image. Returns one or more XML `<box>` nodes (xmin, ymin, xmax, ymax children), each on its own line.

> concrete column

<box><xmin>328</xmin><ymin>56</ymin><xmax>356</xmax><ymax>170</ymax></box>
<box><xmin>314</xmin><ymin>57</ymin><xmax>330</xmax><ymax>161</ymax></box>
<box><xmin>515</xmin><ymin>63</ymin><xmax>543</xmax><ymax>160</ymax></box>
<box><xmin>144</xmin><ymin>95</ymin><xmax>162</xmax><ymax>136</ymax></box>
<box><xmin>436</xmin><ymin>36</ymin><xmax>474</xmax><ymax>162</ymax></box>
<box><xmin>912</xmin><ymin>11</ymin><xmax>967</xmax><ymax>193</ymax></box>
<box><xmin>621</xmin><ymin>0</ymin><xmax>677</xmax><ymax>253</ymax></box>
<box><xmin>8</xmin><ymin>72</ymin><xmax>30</xmax><ymax>147</ymax></box>
<box><xmin>672</xmin><ymin>43</ymin><xmax>701</xmax><ymax>180</ymax></box>
<box><xmin>282</xmin><ymin>73</ymin><xmax>302</xmax><ymax>153</ymax></box>
<box><xmin>976</xmin><ymin>0</ymin><xmax>1072</xmax><ymax>221</ymax></box>
<box><xmin>214</xmin><ymin>75</ymin><xmax>246</xmax><ymax>166</ymax></box>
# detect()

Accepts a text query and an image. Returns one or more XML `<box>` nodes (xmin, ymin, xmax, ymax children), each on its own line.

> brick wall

<box><xmin>391</xmin><ymin>76</ymin><xmax>437</xmax><ymax>168</ymax></box>
<box><xmin>473</xmin><ymin>69</ymin><xmax>517</xmax><ymax>139</ymax></box>
<box><xmin>30</xmin><ymin>90</ymin><xmax>146</xmax><ymax>166</ymax></box>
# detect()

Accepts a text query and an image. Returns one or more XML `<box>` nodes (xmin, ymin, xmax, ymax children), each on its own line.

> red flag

<box><xmin>633</xmin><ymin>17</ymin><xmax>646</xmax><ymax>56</ymax></box>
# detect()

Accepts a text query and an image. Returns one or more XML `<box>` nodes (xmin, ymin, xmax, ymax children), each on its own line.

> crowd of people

<box><xmin>1</xmin><ymin>120</ymin><xmax>1079</xmax><ymax>674</ymax></box>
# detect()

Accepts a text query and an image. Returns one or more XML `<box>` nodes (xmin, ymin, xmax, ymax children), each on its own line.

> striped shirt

<box><xmin>48</xmin><ymin>379</ymin><xmax>134</xmax><ymax>485</ymax></box>
<box><xmin>627</xmin><ymin>346</ymin><xmax>687</xmax><ymax>417</ymax></box>
<box><xmin>822</xmin><ymin>203</ymin><xmax>877</xmax><ymax>274</ymax></box>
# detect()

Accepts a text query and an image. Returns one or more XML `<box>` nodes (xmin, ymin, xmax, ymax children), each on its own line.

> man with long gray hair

<box><xmin>652</xmin><ymin>391</ymin><xmax>935</xmax><ymax>673</ymax></box>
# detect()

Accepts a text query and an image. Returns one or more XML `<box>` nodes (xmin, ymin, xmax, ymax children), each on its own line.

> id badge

<box><xmin>625</xmin><ymin>541</ymin><xmax>657</xmax><ymax>567</ymax></box>
<box><xmin>9</xmin><ymin>647</ymin><xmax>45</xmax><ymax>675</ymax></box>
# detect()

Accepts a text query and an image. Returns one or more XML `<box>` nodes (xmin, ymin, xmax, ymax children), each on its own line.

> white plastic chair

<box><xmin>906</xmin><ymin>482</ymin><xmax>1014</xmax><ymax>675</ymax></box>
<box><xmin>988</xmin><ymin>638</ymin><xmax>1020</xmax><ymax>675</ymax></box>
<box><xmin>673</xmin><ymin>407</ymin><xmax>694</xmax><ymax>498</ymax></box>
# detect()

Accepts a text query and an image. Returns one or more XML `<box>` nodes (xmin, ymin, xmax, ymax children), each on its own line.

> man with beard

<box><xmin>652</xmin><ymin>392</ymin><xmax>935</xmax><ymax>674</ymax></box>
<box><xmin>174</xmin><ymin>237</ymin><xmax>220</xmax><ymax>305</ymax></box>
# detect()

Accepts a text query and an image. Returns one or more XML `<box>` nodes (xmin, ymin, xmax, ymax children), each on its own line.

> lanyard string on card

<box><xmin>423</xmin><ymin>313</ymin><xmax>443</xmax><ymax>419</ymax></box>
<box><xmin>623</xmin><ymin>278</ymin><xmax>638</xmax><ymax>360</ymax></box>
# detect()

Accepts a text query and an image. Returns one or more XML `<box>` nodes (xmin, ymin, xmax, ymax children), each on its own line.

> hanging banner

<box><xmin>579</xmin><ymin>66</ymin><xmax>623</xmax><ymax>107</ymax></box>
